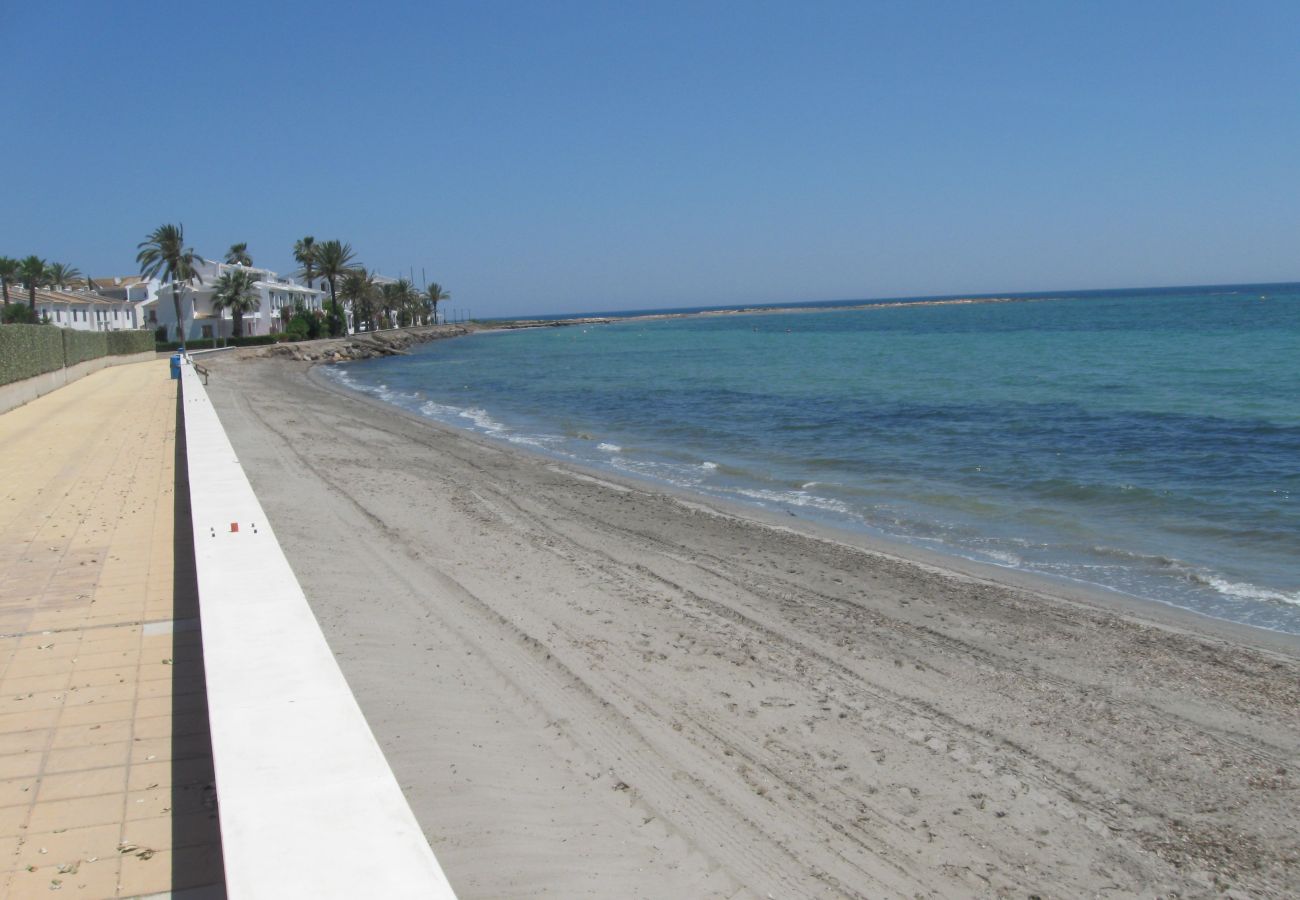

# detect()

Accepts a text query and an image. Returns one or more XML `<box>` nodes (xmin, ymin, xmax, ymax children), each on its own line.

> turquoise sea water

<box><xmin>330</xmin><ymin>286</ymin><xmax>1300</xmax><ymax>633</ymax></box>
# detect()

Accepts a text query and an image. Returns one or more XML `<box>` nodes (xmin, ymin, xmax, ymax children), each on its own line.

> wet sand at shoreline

<box><xmin>203</xmin><ymin>353</ymin><xmax>1299</xmax><ymax>898</ymax></box>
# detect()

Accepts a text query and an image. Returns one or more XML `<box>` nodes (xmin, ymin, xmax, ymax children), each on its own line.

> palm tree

<box><xmin>378</xmin><ymin>282</ymin><xmax>406</xmax><ymax>330</ymax></box>
<box><xmin>390</xmin><ymin>277</ymin><xmax>419</xmax><ymax>326</ymax></box>
<box><xmin>225</xmin><ymin>243</ymin><xmax>252</xmax><ymax>266</ymax></box>
<box><xmin>426</xmin><ymin>282</ymin><xmax>450</xmax><ymax>324</ymax></box>
<box><xmin>18</xmin><ymin>256</ymin><xmax>48</xmax><ymax>314</ymax></box>
<box><xmin>46</xmin><ymin>262</ymin><xmax>82</xmax><ymax>290</ymax></box>
<box><xmin>340</xmin><ymin>268</ymin><xmax>376</xmax><ymax>333</ymax></box>
<box><xmin>137</xmin><ymin>224</ymin><xmax>206</xmax><ymax>347</ymax></box>
<box><xmin>211</xmin><ymin>268</ymin><xmax>260</xmax><ymax>338</ymax></box>
<box><xmin>315</xmin><ymin>240</ymin><xmax>357</xmax><ymax>336</ymax></box>
<box><xmin>0</xmin><ymin>257</ymin><xmax>18</xmax><ymax>307</ymax></box>
<box><xmin>293</xmin><ymin>236</ymin><xmax>317</xmax><ymax>286</ymax></box>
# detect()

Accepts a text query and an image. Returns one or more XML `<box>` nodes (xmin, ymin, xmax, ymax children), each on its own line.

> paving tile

<box><xmin>37</xmin><ymin>767</ymin><xmax>128</xmax><ymax>803</ymax></box>
<box><xmin>50</xmin><ymin>720</ymin><xmax>133</xmax><ymax>749</ymax></box>
<box><xmin>16</xmin><ymin>821</ymin><xmax>121</xmax><ymax>869</ymax></box>
<box><xmin>6</xmin><ymin>855</ymin><xmax>121</xmax><ymax>898</ymax></box>
<box><xmin>44</xmin><ymin>742</ymin><xmax>132</xmax><ymax>776</ymax></box>
<box><xmin>0</xmin><ymin>776</ymin><xmax>38</xmax><ymax>808</ymax></box>
<box><xmin>0</xmin><ymin>730</ymin><xmax>50</xmax><ymax>758</ymax></box>
<box><xmin>58</xmin><ymin>700</ymin><xmax>136</xmax><ymax>727</ymax></box>
<box><xmin>0</xmin><ymin>708</ymin><xmax>59</xmax><ymax>734</ymax></box>
<box><xmin>27</xmin><ymin>793</ymin><xmax>124</xmax><ymax>833</ymax></box>
<box><xmin>0</xmin><ymin>363</ymin><xmax>223</xmax><ymax>896</ymax></box>
<box><xmin>63</xmin><ymin>681</ymin><xmax>138</xmax><ymax>708</ymax></box>
<box><xmin>0</xmin><ymin>804</ymin><xmax>30</xmax><ymax>833</ymax></box>
<box><xmin>0</xmin><ymin>752</ymin><xmax>43</xmax><ymax>780</ymax></box>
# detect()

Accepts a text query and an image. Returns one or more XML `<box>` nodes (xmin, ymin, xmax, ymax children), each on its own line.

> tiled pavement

<box><xmin>0</xmin><ymin>361</ymin><xmax>223</xmax><ymax>898</ymax></box>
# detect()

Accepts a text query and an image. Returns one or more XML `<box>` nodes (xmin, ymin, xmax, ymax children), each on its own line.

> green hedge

<box><xmin>63</xmin><ymin>330</ymin><xmax>109</xmax><ymax>367</ymax></box>
<box><xmin>0</xmin><ymin>326</ymin><xmax>157</xmax><ymax>386</ymax></box>
<box><xmin>154</xmin><ymin>333</ymin><xmax>286</xmax><ymax>352</ymax></box>
<box><xmin>0</xmin><ymin>325</ymin><xmax>64</xmax><ymax>386</ymax></box>
<box><xmin>106</xmin><ymin>330</ymin><xmax>154</xmax><ymax>355</ymax></box>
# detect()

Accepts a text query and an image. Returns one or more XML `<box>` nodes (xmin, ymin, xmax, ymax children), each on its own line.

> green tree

<box><xmin>340</xmin><ymin>268</ymin><xmax>376</xmax><ymax>333</ymax></box>
<box><xmin>0</xmin><ymin>257</ymin><xmax>18</xmax><ymax>307</ymax></box>
<box><xmin>390</xmin><ymin>277</ymin><xmax>420</xmax><ymax>325</ymax></box>
<box><xmin>46</xmin><ymin>262</ymin><xmax>82</xmax><ymax>289</ymax></box>
<box><xmin>137</xmin><ymin>224</ymin><xmax>206</xmax><ymax>347</ymax></box>
<box><xmin>426</xmin><ymin>282</ymin><xmax>450</xmax><ymax>324</ymax></box>
<box><xmin>225</xmin><ymin>242</ymin><xmax>252</xmax><ymax>266</ymax></box>
<box><xmin>293</xmin><ymin>236</ymin><xmax>317</xmax><ymax>286</ymax></box>
<box><xmin>315</xmin><ymin>240</ymin><xmax>357</xmax><ymax>336</ymax></box>
<box><xmin>211</xmin><ymin>268</ymin><xmax>260</xmax><ymax>338</ymax></box>
<box><xmin>378</xmin><ymin>281</ymin><xmax>408</xmax><ymax>330</ymax></box>
<box><xmin>18</xmin><ymin>256</ymin><xmax>48</xmax><ymax>314</ymax></box>
<box><xmin>2</xmin><ymin>302</ymin><xmax>36</xmax><ymax>324</ymax></box>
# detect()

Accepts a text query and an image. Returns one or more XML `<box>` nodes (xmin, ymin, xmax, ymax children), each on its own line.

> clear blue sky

<box><xmin>4</xmin><ymin>1</ymin><xmax>1298</xmax><ymax>316</ymax></box>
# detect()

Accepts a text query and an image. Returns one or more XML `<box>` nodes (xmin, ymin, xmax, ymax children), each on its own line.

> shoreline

<box><xmin>314</xmin><ymin>343</ymin><xmax>1300</xmax><ymax>654</ymax></box>
<box><xmin>202</xmin><ymin>352</ymin><xmax>1300</xmax><ymax>897</ymax></box>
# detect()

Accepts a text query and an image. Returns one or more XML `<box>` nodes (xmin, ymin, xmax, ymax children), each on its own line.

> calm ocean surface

<box><xmin>329</xmin><ymin>286</ymin><xmax>1300</xmax><ymax>633</ymax></box>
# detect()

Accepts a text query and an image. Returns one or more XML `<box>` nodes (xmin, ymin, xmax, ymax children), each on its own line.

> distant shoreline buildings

<box><xmin>5</xmin><ymin>247</ymin><xmax>438</xmax><ymax>338</ymax></box>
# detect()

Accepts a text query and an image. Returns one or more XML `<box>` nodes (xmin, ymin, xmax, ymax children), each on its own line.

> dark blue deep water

<box><xmin>332</xmin><ymin>286</ymin><xmax>1300</xmax><ymax>633</ymax></box>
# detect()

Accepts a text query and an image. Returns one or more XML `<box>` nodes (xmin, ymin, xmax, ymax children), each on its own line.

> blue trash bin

<box><xmin>170</xmin><ymin>353</ymin><xmax>181</xmax><ymax>380</ymax></box>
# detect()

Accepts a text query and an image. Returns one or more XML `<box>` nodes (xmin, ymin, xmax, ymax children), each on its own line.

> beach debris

<box><xmin>116</xmin><ymin>842</ymin><xmax>155</xmax><ymax>860</ymax></box>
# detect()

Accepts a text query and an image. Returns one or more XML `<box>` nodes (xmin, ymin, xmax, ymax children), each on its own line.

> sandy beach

<box><xmin>201</xmin><ymin>352</ymin><xmax>1299</xmax><ymax>899</ymax></box>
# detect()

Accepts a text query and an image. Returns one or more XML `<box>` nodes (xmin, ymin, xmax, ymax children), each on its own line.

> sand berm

<box><xmin>201</xmin><ymin>336</ymin><xmax>1299</xmax><ymax>899</ymax></box>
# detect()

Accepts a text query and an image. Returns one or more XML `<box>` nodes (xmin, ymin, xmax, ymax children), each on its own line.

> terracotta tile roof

<box><xmin>18</xmin><ymin>287</ymin><xmax>131</xmax><ymax>307</ymax></box>
<box><xmin>90</xmin><ymin>275</ymin><xmax>146</xmax><ymax>289</ymax></box>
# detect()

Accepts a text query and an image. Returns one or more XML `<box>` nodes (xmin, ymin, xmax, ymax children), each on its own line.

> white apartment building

<box><xmin>153</xmin><ymin>260</ymin><xmax>325</xmax><ymax>340</ymax></box>
<box><xmin>21</xmin><ymin>288</ymin><xmax>137</xmax><ymax>331</ymax></box>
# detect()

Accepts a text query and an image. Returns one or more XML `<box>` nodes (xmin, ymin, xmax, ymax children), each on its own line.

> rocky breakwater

<box><xmin>252</xmin><ymin>325</ymin><xmax>474</xmax><ymax>363</ymax></box>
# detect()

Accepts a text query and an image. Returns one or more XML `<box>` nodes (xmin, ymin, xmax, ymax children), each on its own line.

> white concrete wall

<box><xmin>179</xmin><ymin>359</ymin><xmax>457</xmax><ymax>899</ymax></box>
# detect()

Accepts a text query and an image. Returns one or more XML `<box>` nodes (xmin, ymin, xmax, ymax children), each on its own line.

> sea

<box><xmin>327</xmin><ymin>284</ymin><xmax>1300</xmax><ymax>634</ymax></box>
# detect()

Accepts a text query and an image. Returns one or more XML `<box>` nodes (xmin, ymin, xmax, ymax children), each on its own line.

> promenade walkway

<box><xmin>0</xmin><ymin>360</ymin><xmax>223</xmax><ymax>897</ymax></box>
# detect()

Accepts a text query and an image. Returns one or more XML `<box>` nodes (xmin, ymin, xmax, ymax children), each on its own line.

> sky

<box><xmin>4</xmin><ymin>1</ymin><xmax>1299</xmax><ymax>317</ymax></box>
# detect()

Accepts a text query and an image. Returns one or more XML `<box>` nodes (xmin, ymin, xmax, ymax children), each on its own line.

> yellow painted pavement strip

<box><xmin>0</xmin><ymin>360</ymin><xmax>223</xmax><ymax>898</ymax></box>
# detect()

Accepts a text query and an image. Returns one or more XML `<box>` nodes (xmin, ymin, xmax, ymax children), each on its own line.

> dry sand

<box><xmin>200</xmin><ymin>353</ymin><xmax>1299</xmax><ymax>899</ymax></box>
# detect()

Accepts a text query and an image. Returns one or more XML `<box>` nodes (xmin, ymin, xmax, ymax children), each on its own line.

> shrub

<box><xmin>0</xmin><ymin>324</ymin><xmax>63</xmax><ymax>385</ymax></box>
<box><xmin>287</xmin><ymin>309</ymin><xmax>325</xmax><ymax>340</ymax></box>
<box><xmin>62</xmin><ymin>329</ymin><xmax>109</xmax><ymax>367</ymax></box>
<box><xmin>154</xmin><ymin>333</ymin><xmax>283</xmax><ymax>352</ymax></box>
<box><xmin>106</xmin><ymin>330</ymin><xmax>155</xmax><ymax>356</ymax></box>
<box><xmin>154</xmin><ymin>325</ymin><xmax>169</xmax><ymax>342</ymax></box>
<box><xmin>285</xmin><ymin>317</ymin><xmax>310</xmax><ymax>342</ymax></box>
<box><xmin>2</xmin><ymin>304</ymin><xmax>37</xmax><ymax>324</ymax></box>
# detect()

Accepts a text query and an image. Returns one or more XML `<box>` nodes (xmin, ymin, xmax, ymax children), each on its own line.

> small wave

<box><xmin>459</xmin><ymin>407</ymin><xmax>505</xmax><ymax>432</ymax></box>
<box><xmin>980</xmin><ymin>550</ymin><xmax>1023</xmax><ymax>567</ymax></box>
<box><xmin>506</xmin><ymin>433</ymin><xmax>560</xmax><ymax>448</ymax></box>
<box><xmin>729</xmin><ymin>487</ymin><xmax>851</xmax><ymax>516</ymax></box>
<box><xmin>597</xmin><ymin>443</ymin><xmax>622</xmax><ymax>453</ymax></box>
<box><xmin>608</xmin><ymin>456</ymin><xmax>706</xmax><ymax>489</ymax></box>
<box><xmin>1089</xmin><ymin>545</ymin><xmax>1180</xmax><ymax>567</ymax></box>
<box><xmin>701</xmin><ymin>461</ymin><xmax>718</xmax><ymax>470</ymax></box>
<box><xmin>1185</xmin><ymin>572</ymin><xmax>1300</xmax><ymax>607</ymax></box>
<box><xmin>418</xmin><ymin>400</ymin><xmax>460</xmax><ymax>418</ymax></box>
